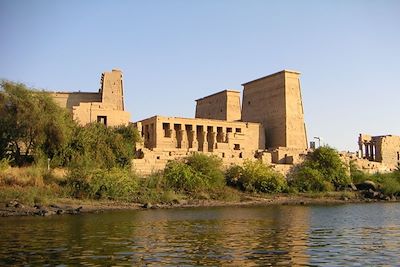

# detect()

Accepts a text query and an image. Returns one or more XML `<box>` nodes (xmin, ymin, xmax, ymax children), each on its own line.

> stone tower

<box><xmin>100</xmin><ymin>69</ymin><xmax>124</xmax><ymax>110</ymax></box>
<box><xmin>241</xmin><ymin>70</ymin><xmax>307</xmax><ymax>149</ymax></box>
<box><xmin>50</xmin><ymin>69</ymin><xmax>130</xmax><ymax>127</ymax></box>
<box><xmin>195</xmin><ymin>90</ymin><xmax>241</xmax><ymax>121</ymax></box>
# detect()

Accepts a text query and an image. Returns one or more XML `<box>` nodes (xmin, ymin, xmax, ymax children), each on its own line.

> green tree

<box><xmin>290</xmin><ymin>146</ymin><xmax>350</xmax><ymax>191</ymax></box>
<box><xmin>58</xmin><ymin>122</ymin><xmax>140</xmax><ymax>169</ymax></box>
<box><xmin>0</xmin><ymin>81</ymin><xmax>74</xmax><ymax>166</ymax></box>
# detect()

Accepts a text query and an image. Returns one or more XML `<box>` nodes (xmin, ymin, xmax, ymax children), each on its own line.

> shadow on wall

<box><xmin>65</xmin><ymin>92</ymin><xmax>101</xmax><ymax>110</ymax></box>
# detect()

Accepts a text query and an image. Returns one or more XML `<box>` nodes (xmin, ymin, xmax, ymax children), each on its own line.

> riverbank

<box><xmin>1</xmin><ymin>191</ymin><xmax>398</xmax><ymax>217</ymax></box>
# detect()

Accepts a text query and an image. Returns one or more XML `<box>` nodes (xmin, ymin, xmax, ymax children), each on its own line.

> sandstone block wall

<box><xmin>137</xmin><ymin>115</ymin><xmax>264</xmax><ymax>153</ymax></box>
<box><xmin>241</xmin><ymin>70</ymin><xmax>307</xmax><ymax>150</ymax></box>
<box><xmin>195</xmin><ymin>90</ymin><xmax>241</xmax><ymax>121</ymax></box>
<box><xmin>51</xmin><ymin>92</ymin><xmax>101</xmax><ymax>110</ymax></box>
<box><xmin>50</xmin><ymin>69</ymin><xmax>130</xmax><ymax>126</ymax></box>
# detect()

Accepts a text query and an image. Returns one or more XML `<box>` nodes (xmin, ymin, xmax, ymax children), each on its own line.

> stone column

<box><xmin>365</xmin><ymin>142</ymin><xmax>369</xmax><ymax>159</ymax></box>
<box><xmin>171</xmin><ymin>128</ymin><xmax>177</xmax><ymax>148</ymax></box>
<box><xmin>208</xmin><ymin>132</ymin><xmax>216</xmax><ymax>152</ymax></box>
<box><xmin>220</xmin><ymin>132</ymin><xmax>226</xmax><ymax>143</ymax></box>
<box><xmin>370</xmin><ymin>143</ymin><xmax>374</xmax><ymax>161</ymax></box>
<box><xmin>226</xmin><ymin>132</ymin><xmax>234</xmax><ymax>145</ymax></box>
<box><xmin>190</xmin><ymin>130</ymin><xmax>197</xmax><ymax>150</ymax></box>
<box><xmin>358</xmin><ymin>143</ymin><xmax>364</xmax><ymax>158</ymax></box>
<box><xmin>180</xmin><ymin>129</ymin><xmax>187</xmax><ymax>149</ymax></box>
<box><xmin>202</xmin><ymin>131</ymin><xmax>208</xmax><ymax>152</ymax></box>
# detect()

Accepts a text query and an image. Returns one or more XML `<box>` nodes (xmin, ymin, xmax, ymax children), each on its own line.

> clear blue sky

<box><xmin>1</xmin><ymin>0</ymin><xmax>399</xmax><ymax>151</ymax></box>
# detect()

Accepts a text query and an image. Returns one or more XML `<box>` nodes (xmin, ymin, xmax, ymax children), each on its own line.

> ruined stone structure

<box><xmin>358</xmin><ymin>134</ymin><xmax>400</xmax><ymax>167</ymax></box>
<box><xmin>50</xmin><ymin>69</ymin><xmax>130</xmax><ymax>126</ymax></box>
<box><xmin>133</xmin><ymin>70</ymin><xmax>309</xmax><ymax>175</ymax></box>
<box><xmin>336</xmin><ymin>134</ymin><xmax>400</xmax><ymax>175</ymax></box>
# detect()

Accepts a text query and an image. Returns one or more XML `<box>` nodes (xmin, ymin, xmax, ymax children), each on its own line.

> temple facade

<box><xmin>47</xmin><ymin>68</ymin><xmax>400</xmax><ymax>175</ymax></box>
<box><xmin>50</xmin><ymin>69</ymin><xmax>130</xmax><ymax>126</ymax></box>
<box><xmin>133</xmin><ymin>70</ymin><xmax>309</xmax><ymax>174</ymax></box>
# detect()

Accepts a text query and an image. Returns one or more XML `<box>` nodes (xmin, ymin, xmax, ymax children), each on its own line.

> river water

<box><xmin>0</xmin><ymin>203</ymin><xmax>399</xmax><ymax>266</ymax></box>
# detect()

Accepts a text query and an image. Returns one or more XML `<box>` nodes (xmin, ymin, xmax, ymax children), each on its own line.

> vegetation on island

<box><xmin>1</xmin><ymin>81</ymin><xmax>400</xmax><ymax>209</ymax></box>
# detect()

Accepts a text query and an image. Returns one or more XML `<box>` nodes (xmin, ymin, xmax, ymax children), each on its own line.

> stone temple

<box><xmin>133</xmin><ymin>70</ymin><xmax>309</xmax><ymax>174</ymax></box>
<box><xmin>50</xmin><ymin>69</ymin><xmax>400</xmax><ymax>175</ymax></box>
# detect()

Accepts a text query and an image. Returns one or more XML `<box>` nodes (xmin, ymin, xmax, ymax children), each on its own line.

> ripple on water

<box><xmin>0</xmin><ymin>203</ymin><xmax>400</xmax><ymax>266</ymax></box>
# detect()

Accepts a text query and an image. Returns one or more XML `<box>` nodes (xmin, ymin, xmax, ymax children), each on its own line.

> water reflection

<box><xmin>0</xmin><ymin>203</ymin><xmax>400</xmax><ymax>266</ymax></box>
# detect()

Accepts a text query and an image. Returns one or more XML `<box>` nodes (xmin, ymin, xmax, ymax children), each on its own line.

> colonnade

<box><xmin>359</xmin><ymin>141</ymin><xmax>376</xmax><ymax>161</ymax></box>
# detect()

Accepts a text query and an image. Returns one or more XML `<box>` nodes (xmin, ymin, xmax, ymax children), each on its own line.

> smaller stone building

<box><xmin>358</xmin><ymin>133</ymin><xmax>400</xmax><ymax>167</ymax></box>
<box><xmin>50</xmin><ymin>69</ymin><xmax>130</xmax><ymax>126</ymax></box>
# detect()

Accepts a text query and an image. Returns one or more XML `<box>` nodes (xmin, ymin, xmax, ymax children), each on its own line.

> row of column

<box><xmin>168</xmin><ymin>127</ymin><xmax>235</xmax><ymax>152</ymax></box>
<box><xmin>359</xmin><ymin>142</ymin><xmax>376</xmax><ymax>161</ymax></box>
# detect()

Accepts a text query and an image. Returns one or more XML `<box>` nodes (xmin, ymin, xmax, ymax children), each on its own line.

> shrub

<box><xmin>186</xmin><ymin>153</ymin><xmax>225</xmax><ymax>189</ymax></box>
<box><xmin>56</xmin><ymin>123</ymin><xmax>139</xmax><ymax>169</ymax></box>
<box><xmin>65</xmin><ymin>167</ymin><xmax>138</xmax><ymax>200</ymax></box>
<box><xmin>226</xmin><ymin>160</ymin><xmax>287</xmax><ymax>193</ymax></box>
<box><xmin>65</xmin><ymin>167</ymin><xmax>92</xmax><ymax>199</ymax></box>
<box><xmin>140</xmin><ymin>172</ymin><xmax>165</xmax><ymax>190</ymax></box>
<box><xmin>0</xmin><ymin>186</ymin><xmax>59</xmax><ymax>205</ymax></box>
<box><xmin>164</xmin><ymin>154</ymin><xmax>225</xmax><ymax>193</ymax></box>
<box><xmin>349</xmin><ymin>160</ymin><xmax>371</xmax><ymax>184</ymax></box>
<box><xmin>289</xmin><ymin>166</ymin><xmax>333</xmax><ymax>192</ymax></box>
<box><xmin>0</xmin><ymin>158</ymin><xmax>10</xmax><ymax>172</ymax></box>
<box><xmin>290</xmin><ymin>146</ymin><xmax>350</xmax><ymax>191</ymax></box>
<box><xmin>225</xmin><ymin>165</ymin><xmax>243</xmax><ymax>187</ymax></box>
<box><xmin>164</xmin><ymin>160</ymin><xmax>203</xmax><ymax>192</ymax></box>
<box><xmin>89</xmin><ymin>168</ymin><xmax>138</xmax><ymax>200</ymax></box>
<box><xmin>306</xmin><ymin>146</ymin><xmax>350</xmax><ymax>188</ymax></box>
<box><xmin>381</xmin><ymin>175</ymin><xmax>400</xmax><ymax>196</ymax></box>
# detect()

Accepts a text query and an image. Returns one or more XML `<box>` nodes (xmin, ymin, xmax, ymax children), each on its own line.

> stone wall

<box><xmin>195</xmin><ymin>90</ymin><xmax>241</xmax><ymax>121</ymax></box>
<box><xmin>51</xmin><ymin>92</ymin><xmax>102</xmax><ymax>110</ymax></box>
<box><xmin>132</xmin><ymin>115</ymin><xmax>267</xmax><ymax>175</ymax></box>
<box><xmin>49</xmin><ymin>69</ymin><xmax>130</xmax><ymax>126</ymax></box>
<box><xmin>137</xmin><ymin>115</ymin><xmax>264</xmax><ymax>153</ymax></box>
<box><xmin>241</xmin><ymin>70</ymin><xmax>307</xmax><ymax>150</ymax></box>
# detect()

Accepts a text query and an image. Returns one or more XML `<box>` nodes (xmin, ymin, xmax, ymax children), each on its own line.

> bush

<box><xmin>65</xmin><ymin>167</ymin><xmax>138</xmax><ymax>201</ymax></box>
<box><xmin>56</xmin><ymin>123</ymin><xmax>140</xmax><ymax>169</ymax></box>
<box><xmin>186</xmin><ymin>153</ymin><xmax>225</xmax><ymax>189</ymax></box>
<box><xmin>381</xmin><ymin>175</ymin><xmax>400</xmax><ymax>196</ymax></box>
<box><xmin>0</xmin><ymin>186</ymin><xmax>59</xmax><ymax>205</ymax></box>
<box><xmin>89</xmin><ymin>168</ymin><xmax>138</xmax><ymax>200</ymax></box>
<box><xmin>289</xmin><ymin>166</ymin><xmax>333</xmax><ymax>192</ymax></box>
<box><xmin>349</xmin><ymin>160</ymin><xmax>371</xmax><ymax>184</ymax></box>
<box><xmin>225</xmin><ymin>165</ymin><xmax>243</xmax><ymax>187</ymax></box>
<box><xmin>164</xmin><ymin>160</ymin><xmax>203</xmax><ymax>192</ymax></box>
<box><xmin>0</xmin><ymin>158</ymin><xmax>10</xmax><ymax>172</ymax></box>
<box><xmin>164</xmin><ymin>154</ymin><xmax>225</xmax><ymax>193</ymax></box>
<box><xmin>226</xmin><ymin>160</ymin><xmax>287</xmax><ymax>193</ymax></box>
<box><xmin>290</xmin><ymin>146</ymin><xmax>350</xmax><ymax>191</ymax></box>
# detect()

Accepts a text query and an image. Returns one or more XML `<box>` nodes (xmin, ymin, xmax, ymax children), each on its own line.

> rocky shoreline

<box><xmin>1</xmin><ymin>191</ymin><xmax>398</xmax><ymax>218</ymax></box>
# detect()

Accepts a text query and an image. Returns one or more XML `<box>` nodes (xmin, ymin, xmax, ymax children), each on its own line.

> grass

<box><xmin>0</xmin><ymin>166</ymin><xmax>65</xmax><ymax>205</ymax></box>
